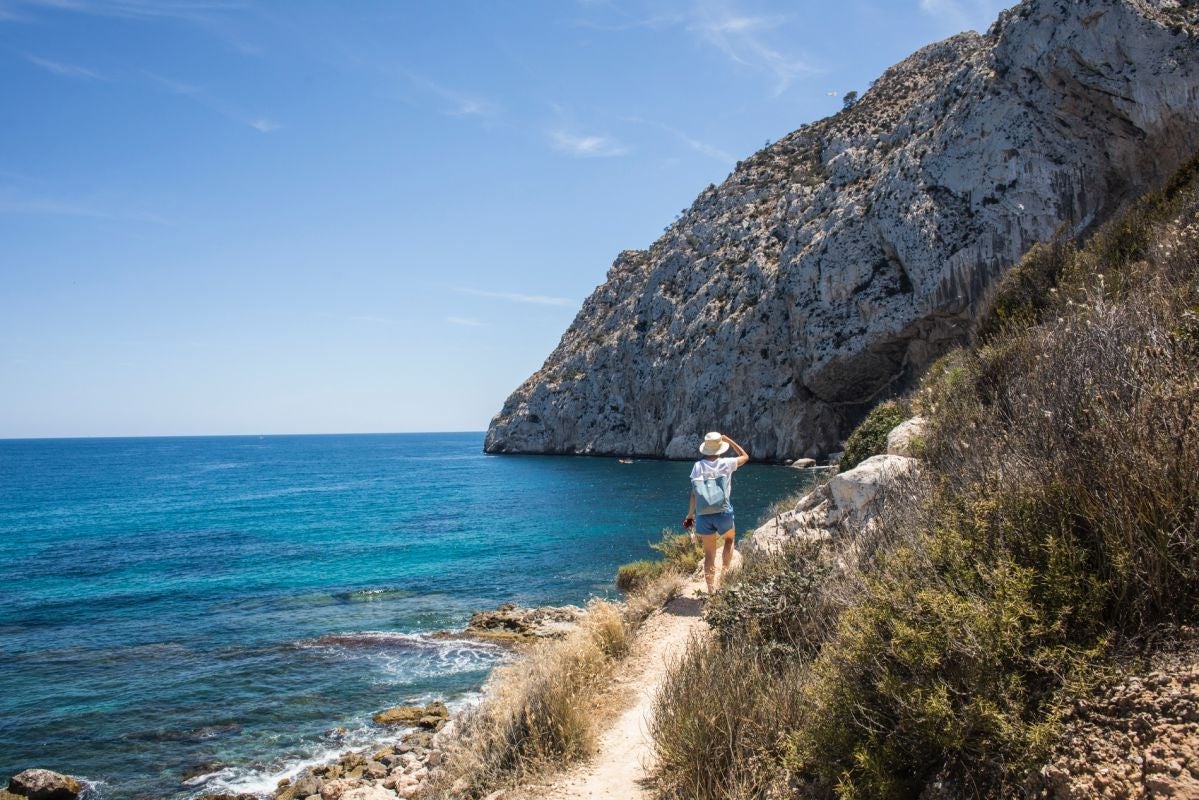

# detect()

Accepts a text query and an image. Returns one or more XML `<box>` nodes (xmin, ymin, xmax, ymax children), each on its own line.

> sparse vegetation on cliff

<box><xmin>649</xmin><ymin>151</ymin><xmax>1199</xmax><ymax>799</ymax></box>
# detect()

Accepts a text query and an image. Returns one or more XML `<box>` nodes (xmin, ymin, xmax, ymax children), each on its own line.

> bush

<box><xmin>782</xmin><ymin>155</ymin><xmax>1199</xmax><ymax>798</ymax></box>
<box><xmin>704</xmin><ymin>539</ymin><xmax>832</xmax><ymax>660</ymax></box>
<box><xmin>650</xmin><ymin>150</ymin><xmax>1199</xmax><ymax>799</ymax></box>
<box><xmin>651</xmin><ymin>635</ymin><xmax>810</xmax><ymax>800</ymax></box>
<box><xmin>616</xmin><ymin>529</ymin><xmax>703</xmax><ymax>592</ymax></box>
<box><xmin>616</xmin><ymin>559</ymin><xmax>665</xmax><ymax>592</ymax></box>
<box><xmin>840</xmin><ymin>400</ymin><xmax>908</xmax><ymax>470</ymax></box>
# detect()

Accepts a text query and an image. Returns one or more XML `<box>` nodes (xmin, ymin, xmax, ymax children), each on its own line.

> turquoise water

<box><xmin>0</xmin><ymin>433</ymin><xmax>812</xmax><ymax>799</ymax></box>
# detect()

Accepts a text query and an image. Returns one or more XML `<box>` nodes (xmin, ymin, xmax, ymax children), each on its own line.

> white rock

<box><xmin>340</xmin><ymin>786</ymin><xmax>397</xmax><ymax>800</ymax></box>
<box><xmin>886</xmin><ymin>416</ymin><xmax>928</xmax><ymax>457</ymax></box>
<box><xmin>828</xmin><ymin>455</ymin><xmax>918</xmax><ymax>519</ymax></box>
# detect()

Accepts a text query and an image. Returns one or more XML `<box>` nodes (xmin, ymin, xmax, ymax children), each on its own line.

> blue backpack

<box><xmin>692</xmin><ymin>472</ymin><xmax>730</xmax><ymax>515</ymax></box>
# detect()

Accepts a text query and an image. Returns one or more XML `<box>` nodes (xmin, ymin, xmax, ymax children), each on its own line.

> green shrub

<box><xmin>615</xmin><ymin>559</ymin><xmax>665</xmax><ymax>592</ymax></box>
<box><xmin>840</xmin><ymin>400</ymin><xmax>909</xmax><ymax>470</ymax></box>
<box><xmin>616</xmin><ymin>529</ymin><xmax>702</xmax><ymax>592</ymax></box>
<box><xmin>649</xmin><ymin>528</ymin><xmax>703</xmax><ymax>573</ymax></box>
<box><xmin>704</xmin><ymin>540</ymin><xmax>832</xmax><ymax>660</ymax></box>
<box><xmin>975</xmin><ymin>240</ymin><xmax>1074</xmax><ymax>341</ymax></box>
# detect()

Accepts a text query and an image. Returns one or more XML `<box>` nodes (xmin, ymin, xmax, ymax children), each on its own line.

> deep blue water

<box><xmin>0</xmin><ymin>433</ymin><xmax>812</xmax><ymax>799</ymax></box>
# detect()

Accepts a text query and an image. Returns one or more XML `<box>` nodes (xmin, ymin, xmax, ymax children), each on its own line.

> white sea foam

<box><xmin>295</xmin><ymin>630</ymin><xmax>508</xmax><ymax>680</ymax></box>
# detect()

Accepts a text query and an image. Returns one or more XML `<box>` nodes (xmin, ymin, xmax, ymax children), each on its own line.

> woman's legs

<box><xmin>721</xmin><ymin>528</ymin><xmax>735</xmax><ymax>580</ymax></box>
<box><xmin>700</xmin><ymin>528</ymin><xmax>736</xmax><ymax>593</ymax></box>
<box><xmin>700</xmin><ymin>533</ymin><xmax>721</xmax><ymax>593</ymax></box>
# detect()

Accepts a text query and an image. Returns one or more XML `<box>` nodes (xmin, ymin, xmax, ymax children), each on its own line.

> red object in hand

<box><xmin>682</xmin><ymin>516</ymin><xmax>694</xmax><ymax>529</ymax></box>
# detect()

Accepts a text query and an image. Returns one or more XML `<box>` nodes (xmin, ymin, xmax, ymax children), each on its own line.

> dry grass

<box><xmin>426</xmin><ymin>572</ymin><xmax>682</xmax><ymax>798</ymax></box>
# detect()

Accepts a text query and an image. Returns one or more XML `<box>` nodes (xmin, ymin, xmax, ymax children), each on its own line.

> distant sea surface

<box><xmin>0</xmin><ymin>432</ymin><xmax>813</xmax><ymax>799</ymax></box>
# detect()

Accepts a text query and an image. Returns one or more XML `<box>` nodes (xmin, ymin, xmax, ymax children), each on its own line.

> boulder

<box><xmin>373</xmin><ymin>700</ymin><xmax>447</xmax><ymax>728</ymax></box>
<box><xmin>886</xmin><ymin>416</ymin><xmax>928</xmax><ymax>457</ymax></box>
<box><xmin>319</xmin><ymin>779</ymin><xmax>357</xmax><ymax>800</ymax></box>
<box><xmin>750</xmin><ymin>454</ymin><xmax>918</xmax><ymax>554</ymax></box>
<box><xmin>828</xmin><ymin>455</ymin><xmax>918</xmax><ymax>520</ymax></box>
<box><xmin>340</xmin><ymin>787</ymin><xmax>396</xmax><ymax>800</ymax></box>
<box><xmin>463</xmin><ymin>603</ymin><xmax>584</xmax><ymax>643</ymax></box>
<box><xmin>7</xmin><ymin>770</ymin><xmax>81</xmax><ymax>800</ymax></box>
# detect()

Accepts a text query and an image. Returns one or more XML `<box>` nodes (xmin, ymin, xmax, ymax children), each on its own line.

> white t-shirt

<box><xmin>690</xmin><ymin>456</ymin><xmax>740</xmax><ymax>513</ymax></box>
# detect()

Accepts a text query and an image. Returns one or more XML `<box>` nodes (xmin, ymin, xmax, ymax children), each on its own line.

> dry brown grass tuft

<box><xmin>427</xmin><ymin>573</ymin><xmax>682</xmax><ymax>798</ymax></box>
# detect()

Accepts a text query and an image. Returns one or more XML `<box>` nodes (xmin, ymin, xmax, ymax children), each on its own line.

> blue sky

<box><xmin>0</xmin><ymin>0</ymin><xmax>1011</xmax><ymax>438</ymax></box>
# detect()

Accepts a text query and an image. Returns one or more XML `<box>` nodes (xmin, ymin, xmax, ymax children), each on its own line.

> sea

<box><xmin>0</xmin><ymin>432</ymin><xmax>814</xmax><ymax>799</ymax></box>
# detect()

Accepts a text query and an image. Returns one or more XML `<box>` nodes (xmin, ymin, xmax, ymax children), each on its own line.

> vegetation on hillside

<box><xmin>650</xmin><ymin>151</ymin><xmax>1199</xmax><ymax>799</ymax></box>
<box><xmin>616</xmin><ymin>529</ymin><xmax>703</xmax><ymax>592</ymax></box>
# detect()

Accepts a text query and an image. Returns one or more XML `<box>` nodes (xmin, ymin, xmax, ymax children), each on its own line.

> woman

<box><xmin>683</xmin><ymin>431</ymin><xmax>750</xmax><ymax>594</ymax></box>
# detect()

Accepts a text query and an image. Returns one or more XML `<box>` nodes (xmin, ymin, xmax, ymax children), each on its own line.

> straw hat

<box><xmin>699</xmin><ymin>431</ymin><xmax>730</xmax><ymax>456</ymax></box>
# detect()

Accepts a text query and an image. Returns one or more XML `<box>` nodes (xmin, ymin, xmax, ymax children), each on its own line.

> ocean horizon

<box><xmin>0</xmin><ymin>432</ymin><xmax>813</xmax><ymax>799</ymax></box>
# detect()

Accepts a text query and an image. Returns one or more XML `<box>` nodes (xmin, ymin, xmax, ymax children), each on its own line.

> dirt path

<box><xmin>511</xmin><ymin>572</ymin><xmax>714</xmax><ymax>800</ymax></box>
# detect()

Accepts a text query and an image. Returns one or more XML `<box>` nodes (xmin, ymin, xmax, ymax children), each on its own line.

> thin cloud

<box><xmin>5</xmin><ymin>1</ymin><xmax>246</xmax><ymax>20</ymax></box>
<box><xmin>549</xmin><ymin>129</ymin><xmax>627</xmax><ymax>158</ymax></box>
<box><xmin>2</xmin><ymin>1</ymin><xmax>260</xmax><ymax>55</ymax></box>
<box><xmin>25</xmin><ymin>53</ymin><xmax>105</xmax><ymax>80</ymax></box>
<box><xmin>401</xmin><ymin>70</ymin><xmax>499</xmax><ymax>120</ymax></box>
<box><xmin>455</xmin><ymin>288</ymin><xmax>576</xmax><ymax>307</ymax></box>
<box><xmin>686</xmin><ymin>4</ymin><xmax>819</xmax><ymax>96</ymax></box>
<box><xmin>0</xmin><ymin>188</ymin><xmax>170</xmax><ymax>223</ymax></box>
<box><xmin>446</xmin><ymin>316</ymin><xmax>486</xmax><ymax>327</ymax></box>
<box><xmin>627</xmin><ymin>116</ymin><xmax>734</xmax><ymax>163</ymax></box>
<box><xmin>145</xmin><ymin>71</ymin><xmax>279</xmax><ymax>133</ymax></box>
<box><xmin>918</xmin><ymin>0</ymin><xmax>1010</xmax><ymax>33</ymax></box>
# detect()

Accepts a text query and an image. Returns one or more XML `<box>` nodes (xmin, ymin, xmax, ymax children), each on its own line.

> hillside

<box><xmin>485</xmin><ymin>0</ymin><xmax>1199</xmax><ymax>461</ymax></box>
<box><xmin>646</xmin><ymin>148</ymin><xmax>1199</xmax><ymax>799</ymax></box>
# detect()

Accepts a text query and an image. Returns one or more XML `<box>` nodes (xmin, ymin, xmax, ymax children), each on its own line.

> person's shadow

<box><xmin>664</xmin><ymin>594</ymin><xmax>704</xmax><ymax>617</ymax></box>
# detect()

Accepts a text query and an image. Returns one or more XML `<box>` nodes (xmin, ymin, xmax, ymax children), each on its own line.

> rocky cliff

<box><xmin>486</xmin><ymin>0</ymin><xmax>1199</xmax><ymax>461</ymax></box>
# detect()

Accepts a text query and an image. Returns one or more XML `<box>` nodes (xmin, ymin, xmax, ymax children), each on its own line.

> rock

<box><xmin>483</xmin><ymin>0</ymin><xmax>1199</xmax><ymax>462</ymax></box>
<box><xmin>431</xmin><ymin>719</ymin><xmax>457</xmax><ymax>750</ymax></box>
<box><xmin>425</xmin><ymin>749</ymin><xmax>443</xmax><ymax>768</ymax></box>
<box><xmin>319</xmin><ymin>779</ymin><xmax>357</xmax><ymax>800</ymax></box>
<box><xmin>373</xmin><ymin>700</ymin><xmax>447</xmax><ymax>727</ymax></box>
<box><xmin>289</xmin><ymin>774</ymin><xmax>322</xmax><ymax>798</ymax></box>
<box><xmin>7</xmin><ymin>770</ymin><xmax>82</xmax><ymax>800</ymax></box>
<box><xmin>198</xmin><ymin>795</ymin><xmax>258</xmax><ymax>800</ymax></box>
<box><xmin>750</xmin><ymin>454</ymin><xmax>918</xmax><ymax>554</ymax></box>
<box><xmin>886</xmin><ymin>416</ymin><xmax>928</xmax><ymax>457</ymax></box>
<box><xmin>828</xmin><ymin>455</ymin><xmax>918</xmax><ymax>519</ymax></box>
<box><xmin>340</xmin><ymin>787</ymin><xmax>396</xmax><ymax>800</ymax></box>
<box><xmin>401</xmin><ymin>732</ymin><xmax>433</xmax><ymax>750</ymax></box>
<box><xmin>462</xmin><ymin>603</ymin><xmax>585</xmax><ymax>642</ymax></box>
<box><xmin>789</xmin><ymin>458</ymin><xmax>817</xmax><ymax>469</ymax></box>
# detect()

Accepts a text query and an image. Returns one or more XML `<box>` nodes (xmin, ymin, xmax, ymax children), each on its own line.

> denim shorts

<box><xmin>695</xmin><ymin>510</ymin><xmax>735</xmax><ymax>535</ymax></box>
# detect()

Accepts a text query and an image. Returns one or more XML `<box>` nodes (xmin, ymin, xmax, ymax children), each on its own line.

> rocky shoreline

<box><xmin>0</xmin><ymin>602</ymin><xmax>585</xmax><ymax>800</ymax></box>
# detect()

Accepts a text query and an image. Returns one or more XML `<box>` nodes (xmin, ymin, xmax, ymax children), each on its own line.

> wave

<box><xmin>180</xmin><ymin>694</ymin><xmax>484</xmax><ymax>800</ymax></box>
<box><xmin>294</xmin><ymin>631</ymin><xmax>507</xmax><ymax>680</ymax></box>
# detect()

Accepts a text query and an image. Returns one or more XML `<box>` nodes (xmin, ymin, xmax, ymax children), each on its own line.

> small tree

<box><xmin>842</xmin><ymin>90</ymin><xmax>859</xmax><ymax>108</ymax></box>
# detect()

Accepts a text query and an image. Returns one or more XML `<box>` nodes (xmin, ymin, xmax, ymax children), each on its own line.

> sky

<box><xmin>0</xmin><ymin>0</ymin><xmax>1012</xmax><ymax>438</ymax></box>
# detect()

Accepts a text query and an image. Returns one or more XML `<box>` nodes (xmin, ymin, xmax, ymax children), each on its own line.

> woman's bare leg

<box><xmin>720</xmin><ymin>528</ymin><xmax>736</xmax><ymax>585</ymax></box>
<box><xmin>700</xmin><ymin>533</ymin><xmax>721</xmax><ymax>593</ymax></box>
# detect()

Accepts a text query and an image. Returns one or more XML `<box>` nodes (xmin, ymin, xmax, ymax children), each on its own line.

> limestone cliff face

<box><xmin>486</xmin><ymin>0</ymin><xmax>1199</xmax><ymax>461</ymax></box>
